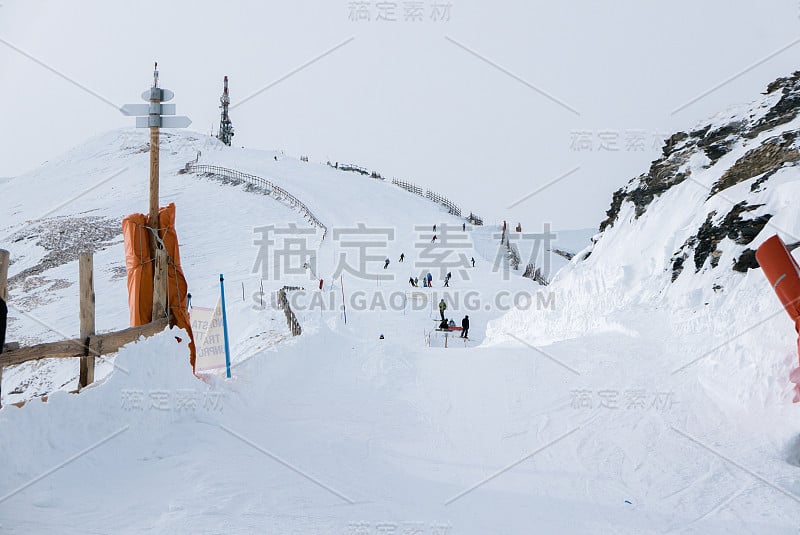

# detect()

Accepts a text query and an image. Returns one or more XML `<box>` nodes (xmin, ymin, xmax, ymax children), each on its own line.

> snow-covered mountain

<box><xmin>490</xmin><ymin>71</ymin><xmax>800</xmax><ymax>406</ymax></box>
<box><xmin>2</xmin><ymin>73</ymin><xmax>800</xmax><ymax>533</ymax></box>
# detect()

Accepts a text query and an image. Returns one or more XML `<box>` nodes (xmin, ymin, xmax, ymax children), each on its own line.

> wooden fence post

<box><xmin>78</xmin><ymin>253</ymin><xmax>95</xmax><ymax>389</ymax></box>
<box><xmin>0</xmin><ymin>249</ymin><xmax>9</xmax><ymax>302</ymax></box>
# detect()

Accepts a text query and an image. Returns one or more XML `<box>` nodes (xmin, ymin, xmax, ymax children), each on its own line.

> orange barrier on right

<box><xmin>756</xmin><ymin>234</ymin><xmax>800</xmax><ymax>402</ymax></box>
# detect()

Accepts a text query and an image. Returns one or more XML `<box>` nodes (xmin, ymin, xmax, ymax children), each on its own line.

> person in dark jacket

<box><xmin>0</xmin><ymin>296</ymin><xmax>6</xmax><ymax>354</ymax></box>
<box><xmin>460</xmin><ymin>315</ymin><xmax>469</xmax><ymax>338</ymax></box>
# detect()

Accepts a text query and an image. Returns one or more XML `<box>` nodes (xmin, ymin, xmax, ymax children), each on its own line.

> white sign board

<box><xmin>191</xmin><ymin>299</ymin><xmax>226</xmax><ymax>372</ymax></box>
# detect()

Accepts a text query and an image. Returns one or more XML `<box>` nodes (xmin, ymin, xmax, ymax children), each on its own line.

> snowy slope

<box><xmin>486</xmin><ymin>72</ymin><xmax>800</xmax><ymax>528</ymax></box>
<box><xmin>1</xmin><ymin>70</ymin><xmax>800</xmax><ymax>533</ymax></box>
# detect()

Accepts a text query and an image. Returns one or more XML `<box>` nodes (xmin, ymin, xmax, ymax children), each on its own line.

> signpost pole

<box><xmin>122</xmin><ymin>63</ymin><xmax>191</xmax><ymax>324</ymax></box>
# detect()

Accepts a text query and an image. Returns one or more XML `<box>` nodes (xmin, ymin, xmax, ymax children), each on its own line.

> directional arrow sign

<box><xmin>161</xmin><ymin>116</ymin><xmax>191</xmax><ymax>128</ymax></box>
<box><xmin>141</xmin><ymin>87</ymin><xmax>175</xmax><ymax>102</ymax></box>
<box><xmin>121</xmin><ymin>103</ymin><xmax>177</xmax><ymax>116</ymax></box>
<box><xmin>135</xmin><ymin>115</ymin><xmax>191</xmax><ymax>128</ymax></box>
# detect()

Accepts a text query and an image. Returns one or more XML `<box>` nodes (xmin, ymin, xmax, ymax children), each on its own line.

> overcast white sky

<box><xmin>1</xmin><ymin>1</ymin><xmax>798</xmax><ymax>230</ymax></box>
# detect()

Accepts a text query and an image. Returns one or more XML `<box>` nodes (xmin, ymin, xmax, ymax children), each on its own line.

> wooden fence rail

<box><xmin>390</xmin><ymin>178</ymin><xmax>484</xmax><ymax>224</ymax></box>
<box><xmin>184</xmin><ymin>162</ymin><xmax>328</xmax><ymax>239</ymax></box>
<box><xmin>276</xmin><ymin>286</ymin><xmax>302</xmax><ymax>336</ymax></box>
<box><xmin>0</xmin><ymin>319</ymin><xmax>169</xmax><ymax>368</ymax></box>
<box><xmin>0</xmin><ymin>250</ymin><xmax>170</xmax><ymax>408</ymax></box>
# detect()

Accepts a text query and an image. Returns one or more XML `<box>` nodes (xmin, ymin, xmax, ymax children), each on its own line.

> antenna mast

<box><xmin>217</xmin><ymin>76</ymin><xmax>234</xmax><ymax>146</ymax></box>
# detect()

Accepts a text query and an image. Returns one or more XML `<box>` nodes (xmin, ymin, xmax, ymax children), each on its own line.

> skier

<box><xmin>471</xmin><ymin>257</ymin><xmax>475</xmax><ymax>267</ymax></box>
<box><xmin>409</xmin><ymin>276</ymin><xmax>415</xmax><ymax>287</ymax></box>
<box><xmin>439</xmin><ymin>318</ymin><xmax>449</xmax><ymax>330</ymax></box>
<box><xmin>414</xmin><ymin>277</ymin><xmax>419</xmax><ymax>287</ymax></box>
<box><xmin>427</xmin><ymin>272</ymin><xmax>433</xmax><ymax>286</ymax></box>
<box><xmin>399</xmin><ymin>253</ymin><xmax>405</xmax><ymax>262</ymax></box>
<box><xmin>431</xmin><ymin>234</ymin><xmax>437</xmax><ymax>243</ymax></box>
<box><xmin>438</xmin><ymin>299</ymin><xmax>447</xmax><ymax>321</ymax></box>
<box><xmin>462</xmin><ymin>222</ymin><xmax>466</xmax><ymax>232</ymax></box>
<box><xmin>433</xmin><ymin>224</ymin><xmax>437</xmax><ymax>232</ymax></box>
<box><xmin>384</xmin><ymin>258</ymin><xmax>390</xmax><ymax>269</ymax></box>
<box><xmin>444</xmin><ymin>272</ymin><xmax>451</xmax><ymax>287</ymax></box>
<box><xmin>460</xmin><ymin>315</ymin><xmax>469</xmax><ymax>338</ymax></box>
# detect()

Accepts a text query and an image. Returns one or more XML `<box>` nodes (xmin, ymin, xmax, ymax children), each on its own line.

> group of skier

<box><xmin>438</xmin><ymin>298</ymin><xmax>469</xmax><ymax>338</ymax></box>
<box><xmin>386</xmin><ymin>222</ymin><xmax>476</xmax><ymax>340</ymax></box>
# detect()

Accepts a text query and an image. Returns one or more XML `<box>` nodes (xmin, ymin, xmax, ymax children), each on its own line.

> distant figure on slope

<box><xmin>460</xmin><ymin>315</ymin><xmax>469</xmax><ymax>338</ymax></box>
<box><xmin>462</xmin><ymin>222</ymin><xmax>466</xmax><ymax>232</ymax></box>
<box><xmin>448</xmin><ymin>318</ymin><xmax>456</xmax><ymax>328</ymax></box>
<box><xmin>414</xmin><ymin>277</ymin><xmax>419</xmax><ymax>287</ymax></box>
<box><xmin>444</xmin><ymin>272</ymin><xmax>451</xmax><ymax>287</ymax></box>
<box><xmin>439</xmin><ymin>299</ymin><xmax>447</xmax><ymax>321</ymax></box>
<box><xmin>384</xmin><ymin>258</ymin><xmax>390</xmax><ymax>269</ymax></box>
<box><xmin>409</xmin><ymin>276</ymin><xmax>415</xmax><ymax>287</ymax></box>
<box><xmin>471</xmin><ymin>257</ymin><xmax>475</xmax><ymax>267</ymax></box>
<box><xmin>433</xmin><ymin>224</ymin><xmax>437</xmax><ymax>232</ymax></box>
<box><xmin>399</xmin><ymin>253</ymin><xmax>405</xmax><ymax>262</ymax></box>
<box><xmin>516</xmin><ymin>223</ymin><xmax>522</xmax><ymax>232</ymax></box>
<box><xmin>427</xmin><ymin>272</ymin><xmax>433</xmax><ymax>286</ymax></box>
<box><xmin>431</xmin><ymin>235</ymin><xmax>437</xmax><ymax>243</ymax></box>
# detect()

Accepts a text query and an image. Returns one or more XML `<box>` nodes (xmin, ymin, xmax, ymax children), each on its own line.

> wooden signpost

<box><xmin>121</xmin><ymin>62</ymin><xmax>191</xmax><ymax>321</ymax></box>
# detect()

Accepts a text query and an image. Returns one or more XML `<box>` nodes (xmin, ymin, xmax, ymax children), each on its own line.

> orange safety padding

<box><xmin>157</xmin><ymin>203</ymin><xmax>196</xmax><ymax>369</ymax></box>
<box><xmin>122</xmin><ymin>213</ymin><xmax>154</xmax><ymax>327</ymax></box>
<box><xmin>755</xmin><ymin>235</ymin><xmax>800</xmax><ymax>324</ymax></box>
<box><xmin>122</xmin><ymin>205</ymin><xmax>195</xmax><ymax>371</ymax></box>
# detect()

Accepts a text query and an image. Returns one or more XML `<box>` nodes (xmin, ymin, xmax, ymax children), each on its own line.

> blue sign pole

<box><xmin>219</xmin><ymin>274</ymin><xmax>232</xmax><ymax>378</ymax></box>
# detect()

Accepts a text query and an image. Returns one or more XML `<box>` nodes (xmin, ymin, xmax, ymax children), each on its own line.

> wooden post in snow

<box><xmin>78</xmin><ymin>253</ymin><xmax>95</xmax><ymax>389</ymax></box>
<box><xmin>152</xmin><ymin>248</ymin><xmax>169</xmax><ymax>321</ymax></box>
<box><xmin>148</xmin><ymin>117</ymin><xmax>160</xmax><ymax>253</ymax></box>
<box><xmin>147</xmin><ymin>62</ymin><xmax>163</xmax><ymax>323</ymax></box>
<box><xmin>0</xmin><ymin>249</ymin><xmax>9</xmax><ymax>302</ymax></box>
